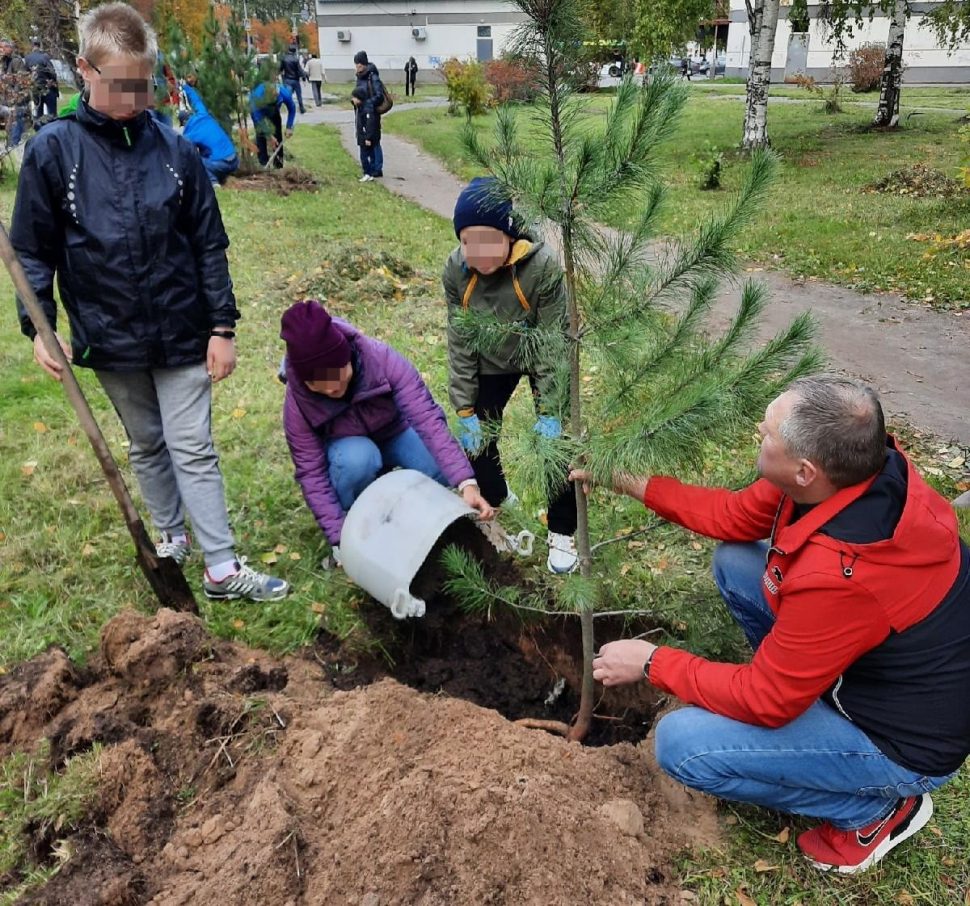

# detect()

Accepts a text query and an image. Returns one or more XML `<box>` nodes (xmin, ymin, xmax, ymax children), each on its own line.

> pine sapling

<box><xmin>448</xmin><ymin>0</ymin><xmax>821</xmax><ymax>742</ymax></box>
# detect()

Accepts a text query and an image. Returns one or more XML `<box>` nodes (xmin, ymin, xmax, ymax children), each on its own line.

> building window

<box><xmin>477</xmin><ymin>25</ymin><xmax>492</xmax><ymax>38</ymax></box>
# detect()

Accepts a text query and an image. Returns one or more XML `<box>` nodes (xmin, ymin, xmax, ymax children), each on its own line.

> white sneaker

<box><xmin>359</xmin><ymin>174</ymin><xmax>373</xmax><ymax>182</ymax></box>
<box><xmin>547</xmin><ymin>532</ymin><xmax>578</xmax><ymax>574</ymax></box>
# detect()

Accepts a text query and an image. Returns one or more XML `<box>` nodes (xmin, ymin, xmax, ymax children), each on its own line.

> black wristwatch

<box><xmin>642</xmin><ymin>649</ymin><xmax>656</xmax><ymax>681</ymax></box>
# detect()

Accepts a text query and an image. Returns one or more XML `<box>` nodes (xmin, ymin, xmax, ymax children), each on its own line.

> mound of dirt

<box><xmin>228</xmin><ymin>166</ymin><xmax>321</xmax><ymax>196</ymax></box>
<box><xmin>866</xmin><ymin>164</ymin><xmax>965</xmax><ymax>198</ymax></box>
<box><xmin>0</xmin><ymin>608</ymin><xmax>718</xmax><ymax>905</ymax></box>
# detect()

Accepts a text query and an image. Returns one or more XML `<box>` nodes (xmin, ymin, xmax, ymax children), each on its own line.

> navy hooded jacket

<box><xmin>12</xmin><ymin>97</ymin><xmax>239</xmax><ymax>371</ymax></box>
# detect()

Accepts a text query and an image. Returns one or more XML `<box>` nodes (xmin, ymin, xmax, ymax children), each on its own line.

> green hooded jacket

<box><xmin>443</xmin><ymin>238</ymin><xmax>567</xmax><ymax>413</ymax></box>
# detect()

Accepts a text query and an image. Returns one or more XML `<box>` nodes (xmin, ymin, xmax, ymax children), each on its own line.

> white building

<box><xmin>725</xmin><ymin>0</ymin><xmax>970</xmax><ymax>82</ymax></box>
<box><xmin>315</xmin><ymin>0</ymin><xmax>525</xmax><ymax>82</ymax></box>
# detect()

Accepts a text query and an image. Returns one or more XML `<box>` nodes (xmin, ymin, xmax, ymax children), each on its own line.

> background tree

<box><xmin>630</xmin><ymin>0</ymin><xmax>717</xmax><ymax>63</ymax></box>
<box><xmin>741</xmin><ymin>0</ymin><xmax>781</xmax><ymax>149</ymax></box>
<box><xmin>925</xmin><ymin>0</ymin><xmax>970</xmax><ymax>50</ymax></box>
<box><xmin>795</xmin><ymin>0</ymin><xmax>916</xmax><ymax>128</ymax></box>
<box><xmin>448</xmin><ymin>0</ymin><xmax>819</xmax><ymax>741</ymax></box>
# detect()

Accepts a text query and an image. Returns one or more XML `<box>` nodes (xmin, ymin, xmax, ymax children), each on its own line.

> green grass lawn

<box><xmin>384</xmin><ymin>91</ymin><xmax>970</xmax><ymax>309</ymax></box>
<box><xmin>1</xmin><ymin>123</ymin><xmax>969</xmax><ymax>904</ymax></box>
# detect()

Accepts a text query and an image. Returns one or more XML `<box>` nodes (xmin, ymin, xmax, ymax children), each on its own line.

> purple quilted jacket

<box><xmin>283</xmin><ymin>318</ymin><xmax>474</xmax><ymax>544</ymax></box>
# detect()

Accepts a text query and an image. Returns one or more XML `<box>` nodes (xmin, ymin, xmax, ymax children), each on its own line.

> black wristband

<box><xmin>210</xmin><ymin>329</ymin><xmax>235</xmax><ymax>339</ymax></box>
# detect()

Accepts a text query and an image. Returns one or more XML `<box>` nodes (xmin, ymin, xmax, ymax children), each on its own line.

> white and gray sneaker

<box><xmin>359</xmin><ymin>174</ymin><xmax>373</xmax><ymax>182</ymax></box>
<box><xmin>203</xmin><ymin>559</ymin><xmax>290</xmax><ymax>602</ymax></box>
<box><xmin>156</xmin><ymin>532</ymin><xmax>191</xmax><ymax>566</ymax></box>
<box><xmin>547</xmin><ymin>532</ymin><xmax>578</xmax><ymax>574</ymax></box>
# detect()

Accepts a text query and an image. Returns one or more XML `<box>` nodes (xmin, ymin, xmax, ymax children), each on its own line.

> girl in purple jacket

<box><xmin>281</xmin><ymin>300</ymin><xmax>494</xmax><ymax>557</ymax></box>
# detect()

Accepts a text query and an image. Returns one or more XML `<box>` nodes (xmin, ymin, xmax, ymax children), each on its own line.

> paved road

<box><xmin>298</xmin><ymin>99</ymin><xmax>969</xmax><ymax>444</ymax></box>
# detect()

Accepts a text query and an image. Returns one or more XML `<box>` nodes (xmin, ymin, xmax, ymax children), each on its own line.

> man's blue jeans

<box><xmin>202</xmin><ymin>154</ymin><xmax>239</xmax><ymax>185</ymax></box>
<box><xmin>327</xmin><ymin>428</ymin><xmax>446</xmax><ymax>512</ymax></box>
<box><xmin>654</xmin><ymin>541</ymin><xmax>955</xmax><ymax>829</ymax></box>
<box><xmin>283</xmin><ymin>78</ymin><xmax>305</xmax><ymax>114</ymax></box>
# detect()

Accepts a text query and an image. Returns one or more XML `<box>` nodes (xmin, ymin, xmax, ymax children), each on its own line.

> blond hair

<box><xmin>78</xmin><ymin>2</ymin><xmax>158</xmax><ymax>68</ymax></box>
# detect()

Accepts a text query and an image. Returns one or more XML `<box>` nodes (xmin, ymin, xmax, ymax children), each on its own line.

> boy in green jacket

<box><xmin>444</xmin><ymin>177</ymin><xmax>578</xmax><ymax>573</ymax></box>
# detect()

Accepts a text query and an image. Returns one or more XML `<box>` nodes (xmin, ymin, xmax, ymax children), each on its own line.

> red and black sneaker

<box><xmin>797</xmin><ymin>794</ymin><xmax>933</xmax><ymax>874</ymax></box>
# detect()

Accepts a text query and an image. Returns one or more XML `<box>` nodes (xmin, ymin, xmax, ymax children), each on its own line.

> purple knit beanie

<box><xmin>280</xmin><ymin>300</ymin><xmax>351</xmax><ymax>381</ymax></box>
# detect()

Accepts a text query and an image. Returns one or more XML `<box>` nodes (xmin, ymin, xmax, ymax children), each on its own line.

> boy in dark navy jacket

<box><xmin>351</xmin><ymin>85</ymin><xmax>381</xmax><ymax>182</ymax></box>
<box><xmin>12</xmin><ymin>2</ymin><xmax>288</xmax><ymax>603</ymax></box>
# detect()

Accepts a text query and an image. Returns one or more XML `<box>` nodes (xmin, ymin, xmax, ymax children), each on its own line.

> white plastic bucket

<box><xmin>338</xmin><ymin>469</ymin><xmax>474</xmax><ymax>619</ymax></box>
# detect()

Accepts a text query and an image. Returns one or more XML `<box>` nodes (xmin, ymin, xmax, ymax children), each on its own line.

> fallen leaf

<box><xmin>691</xmin><ymin>541</ymin><xmax>703</xmax><ymax>551</ymax></box>
<box><xmin>775</xmin><ymin>826</ymin><xmax>791</xmax><ymax>844</ymax></box>
<box><xmin>232</xmin><ymin>619</ymin><xmax>246</xmax><ymax>629</ymax></box>
<box><xmin>260</xmin><ymin>552</ymin><xmax>278</xmax><ymax>565</ymax></box>
<box><xmin>0</xmin><ymin>532</ymin><xmax>5</xmax><ymax>543</ymax></box>
<box><xmin>67</xmin><ymin>434</ymin><xmax>78</xmax><ymax>446</ymax></box>
<box><xmin>942</xmin><ymin>856</ymin><xmax>956</xmax><ymax>867</ymax></box>
<box><xmin>33</xmin><ymin>421</ymin><xmax>48</xmax><ymax>433</ymax></box>
<box><xmin>947</xmin><ymin>456</ymin><xmax>965</xmax><ymax>468</ymax></box>
<box><xmin>724</xmin><ymin>814</ymin><xmax>739</xmax><ymax>826</ymax></box>
<box><xmin>82</xmin><ymin>543</ymin><xmax>96</xmax><ymax>557</ymax></box>
<box><xmin>754</xmin><ymin>859</ymin><xmax>779</xmax><ymax>872</ymax></box>
<box><xmin>310</xmin><ymin>602</ymin><xmax>326</xmax><ymax>614</ymax></box>
<box><xmin>289</xmin><ymin>551</ymin><xmax>301</xmax><ymax>561</ymax></box>
<box><xmin>736</xmin><ymin>886</ymin><xmax>756</xmax><ymax>906</ymax></box>
<box><xmin>21</xmin><ymin>460</ymin><xmax>37</xmax><ymax>477</ymax></box>
<box><xmin>274</xmin><ymin>543</ymin><xmax>288</xmax><ymax>554</ymax></box>
<box><xmin>620</xmin><ymin>562</ymin><xmax>632</xmax><ymax>576</ymax></box>
<box><xmin>897</xmin><ymin>892</ymin><xmax>915</xmax><ymax>905</ymax></box>
<box><xmin>231</xmin><ymin>407</ymin><xmax>247</xmax><ymax>419</ymax></box>
<box><xmin>925</xmin><ymin>466</ymin><xmax>943</xmax><ymax>476</ymax></box>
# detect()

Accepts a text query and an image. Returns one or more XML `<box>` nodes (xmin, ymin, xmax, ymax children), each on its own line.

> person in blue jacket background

<box><xmin>179</xmin><ymin>79</ymin><xmax>238</xmax><ymax>185</ymax></box>
<box><xmin>250</xmin><ymin>80</ymin><xmax>295</xmax><ymax>168</ymax></box>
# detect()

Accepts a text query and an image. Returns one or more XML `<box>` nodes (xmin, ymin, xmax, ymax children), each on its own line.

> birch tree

<box><xmin>742</xmin><ymin>0</ymin><xmax>781</xmax><ymax>150</ymax></box>
<box><xmin>872</xmin><ymin>0</ymin><xmax>908</xmax><ymax>127</ymax></box>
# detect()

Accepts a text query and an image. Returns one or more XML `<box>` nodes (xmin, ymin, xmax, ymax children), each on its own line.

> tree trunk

<box><xmin>742</xmin><ymin>0</ymin><xmax>781</xmax><ymax>150</ymax></box>
<box><xmin>544</xmin><ymin>36</ymin><xmax>595</xmax><ymax>744</ymax></box>
<box><xmin>873</xmin><ymin>0</ymin><xmax>907</xmax><ymax>128</ymax></box>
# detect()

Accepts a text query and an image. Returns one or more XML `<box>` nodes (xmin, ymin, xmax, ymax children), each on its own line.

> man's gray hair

<box><xmin>78</xmin><ymin>2</ymin><xmax>157</xmax><ymax>68</ymax></box>
<box><xmin>779</xmin><ymin>377</ymin><xmax>886</xmax><ymax>488</ymax></box>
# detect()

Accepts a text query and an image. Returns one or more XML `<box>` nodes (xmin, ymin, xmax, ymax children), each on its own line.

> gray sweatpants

<box><xmin>96</xmin><ymin>364</ymin><xmax>236</xmax><ymax>567</ymax></box>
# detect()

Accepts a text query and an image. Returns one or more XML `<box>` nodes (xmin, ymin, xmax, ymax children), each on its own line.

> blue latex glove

<box><xmin>459</xmin><ymin>413</ymin><xmax>484</xmax><ymax>453</ymax></box>
<box><xmin>533</xmin><ymin>415</ymin><xmax>562</xmax><ymax>439</ymax></box>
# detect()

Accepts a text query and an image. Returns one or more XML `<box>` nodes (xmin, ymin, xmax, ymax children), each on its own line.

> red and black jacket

<box><xmin>644</xmin><ymin>440</ymin><xmax>970</xmax><ymax>777</ymax></box>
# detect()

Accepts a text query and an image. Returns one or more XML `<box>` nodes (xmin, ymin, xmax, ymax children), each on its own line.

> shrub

<box><xmin>440</xmin><ymin>57</ymin><xmax>493</xmax><ymax>117</ymax></box>
<box><xmin>694</xmin><ymin>144</ymin><xmax>724</xmax><ymax>190</ymax></box>
<box><xmin>484</xmin><ymin>56</ymin><xmax>541</xmax><ymax>104</ymax></box>
<box><xmin>847</xmin><ymin>43</ymin><xmax>885</xmax><ymax>92</ymax></box>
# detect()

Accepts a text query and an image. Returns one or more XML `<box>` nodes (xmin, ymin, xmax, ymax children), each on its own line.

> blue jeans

<box><xmin>373</xmin><ymin>141</ymin><xmax>383</xmax><ymax>176</ymax></box>
<box><xmin>5</xmin><ymin>106</ymin><xmax>26</xmax><ymax>146</ymax></box>
<box><xmin>327</xmin><ymin>428</ymin><xmax>446</xmax><ymax>512</ymax></box>
<box><xmin>359</xmin><ymin>144</ymin><xmax>377</xmax><ymax>177</ymax></box>
<box><xmin>283</xmin><ymin>78</ymin><xmax>305</xmax><ymax>113</ymax></box>
<box><xmin>654</xmin><ymin>541</ymin><xmax>955</xmax><ymax>829</ymax></box>
<box><xmin>203</xmin><ymin>154</ymin><xmax>239</xmax><ymax>184</ymax></box>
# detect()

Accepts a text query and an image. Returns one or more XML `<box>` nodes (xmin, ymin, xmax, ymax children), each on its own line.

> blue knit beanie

<box><xmin>453</xmin><ymin>177</ymin><xmax>519</xmax><ymax>240</ymax></box>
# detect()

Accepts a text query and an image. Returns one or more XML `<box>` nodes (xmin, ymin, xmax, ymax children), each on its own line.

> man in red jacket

<box><xmin>573</xmin><ymin>377</ymin><xmax>970</xmax><ymax>874</ymax></box>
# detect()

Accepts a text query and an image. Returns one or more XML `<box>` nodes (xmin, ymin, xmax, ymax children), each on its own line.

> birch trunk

<box><xmin>742</xmin><ymin>0</ymin><xmax>781</xmax><ymax>150</ymax></box>
<box><xmin>873</xmin><ymin>0</ymin><xmax>907</xmax><ymax>128</ymax></box>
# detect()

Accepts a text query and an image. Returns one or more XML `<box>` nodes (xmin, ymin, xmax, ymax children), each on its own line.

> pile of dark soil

<box><xmin>0</xmin><ymin>602</ymin><xmax>718</xmax><ymax>905</ymax></box>
<box><xmin>866</xmin><ymin>164</ymin><xmax>965</xmax><ymax>199</ymax></box>
<box><xmin>228</xmin><ymin>166</ymin><xmax>321</xmax><ymax>196</ymax></box>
